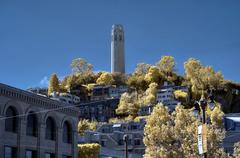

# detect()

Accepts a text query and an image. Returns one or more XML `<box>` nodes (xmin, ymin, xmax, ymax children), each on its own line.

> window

<box><xmin>118</xmin><ymin>139</ymin><xmax>124</xmax><ymax>145</ymax></box>
<box><xmin>46</xmin><ymin>117</ymin><xmax>56</xmax><ymax>140</ymax></box>
<box><xmin>131</xmin><ymin>125</ymin><xmax>138</xmax><ymax>130</ymax></box>
<box><xmin>26</xmin><ymin>113</ymin><xmax>38</xmax><ymax>137</ymax></box>
<box><xmin>134</xmin><ymin>139</ymin><xmax>141</xmax><ymax>146</ymax></box>
<box><xmin>101</xmin><ymin>140</ymin><xmax>106</xmax><ymax>147</ymax></box>
<box><xmin>4</xmin><ymin>146</ymin><xmax>17</xmax><ymax>158</ymax></box>
<box><xmin>5</xmin><ymin>107</ymin><xmax>18</xmax><ymax>132</ymax></box>
<box><xmin>45</xmin><ymin>153</ymin><xmax>55</xmax><ymax>158</ymax></box>
<box><xmin>119</xmin><ymin>35</ymin><xmax>122</xmax><ymax>41</ymax></box>
<box><xmin>25</xmin><ymin>150</ymin><xmax>37</xmax><ymax>158</ymax></box>
<box><xmin>63</xmin><ymin>121</ymin><xmax>72</xmax><ymax>143</ymax></box>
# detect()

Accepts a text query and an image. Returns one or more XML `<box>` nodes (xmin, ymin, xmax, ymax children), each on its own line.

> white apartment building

<box><xmin>156</xmin><ymin>82</ymin><xmax>189</xmax><ymax>110</ymax></box>
<box><xmin>51</xmin><ymin>92</ymin><xmax>80</xmax><ymax>105</ymax></box>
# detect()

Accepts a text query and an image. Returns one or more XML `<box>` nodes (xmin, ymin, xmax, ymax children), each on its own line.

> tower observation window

<box><xmin>119</xmin><ymin>35</ymin><xmax>122</xmax><ymax>41</ymax></box>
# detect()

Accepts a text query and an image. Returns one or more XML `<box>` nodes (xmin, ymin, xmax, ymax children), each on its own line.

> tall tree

<box><xmin>127</xmin><ymin>74</ymin><xmax>148</xmax><ymax>92</ymax></box>
<box><xmin>65</xmin><ymin>75</ymin><xmax>77</xmax><ymax>90</ymax></box>
<box><xmin>144</xmin><ymin>104</ymin><xmax>227</xmax><ymax>158</ymax></box>
<box><xmin>48</xmin><ymin>73</ymin><xmax>60</xmax><ymax>96</ymax></box>
<box><xmin>157</xmin><ymin>56</ymin><xmax>175</xmax><ymax>76</ymax></box>
<box><xmin>135</xmin><ymin>63</ymin><xmax>151</xmax><ymax>76</ymax></box>
<box><xmin>71</xmin><ymin>58</ymin><xmax>93</xmax><ymax>74</ymax></box>
<box><xmin>184</xmin><ymin>58</ymin><xmax>224</xmax><ymax>98</ymax></box>
<box><xmin>145</xmin><ymin>66</ymin><xmax>163</xmax><ymax>85</ymax></box>
<box><xmin>116</xmin><ymin>92</ymin><xmax>142</xmax><ymax>118</ymax></box>
<box><xmin>143</xmin><ymin>82</ymin><xmax>158</xmax><ymax>105</ymax></box>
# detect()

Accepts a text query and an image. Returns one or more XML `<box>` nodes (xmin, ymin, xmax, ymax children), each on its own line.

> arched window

<box><xmin>26</xmin><ymin>112</ymin><xmax>38</xmax><ymax>137</ymax></box>
<box><xmin>63</xmin><ymin>121</ymin><xmax>72</xmax><ymax>143</ymax></box>
<box><xmin>5</xmin><ymin>107</ymin><xmax>18</xmax><ymax>133</ymax></box>
<box><xmin>119</xmin><ymin>35</ymin><xmax>122</xmax><ymax>41</ymax></box>
<box><xmin>45</xmin><ymin>117</ymin><xmax>56</xmax><ymax>140</ymax></box>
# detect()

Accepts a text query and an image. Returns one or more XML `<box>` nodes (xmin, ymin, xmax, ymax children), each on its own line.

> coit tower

<box><xmin>111</xmin><ymin>24</ymin><xmax>125</xmax><ymax>74</ymax></box>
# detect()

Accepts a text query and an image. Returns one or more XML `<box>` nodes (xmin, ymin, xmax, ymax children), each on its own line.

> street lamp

<box><xmin>194</xmin><ymin>90</ymin><xmax>215</xmax><ymax>158</ymax></box>
<box><xmin>123</xmin><ymin>134</ymin><xmax>129</xmax><ymax>158</ymax></box>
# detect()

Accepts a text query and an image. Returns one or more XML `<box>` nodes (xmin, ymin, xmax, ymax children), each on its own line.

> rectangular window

<box><xmin>45</xmin><ymin>153</ymin><xmax>55</xmax><ymax>158</ymax></box>
<box><xmin>26</xmin><ymin>150</ymin><xmax>37</xmax><ymax>158</ymax></box>
<box><xmin>101</xmin><ymin>140</ymin><xmax>106</xmax><ymax>147</ymax></box>
<box><xmin>134</xmin><ymin>139</ymin><xmax>141</xmax><ymax>145</ymax></box>
<box><xmin>4</xmin><ymin>146</ymin><xmax>17</xmax><ymax>158</ymax></box>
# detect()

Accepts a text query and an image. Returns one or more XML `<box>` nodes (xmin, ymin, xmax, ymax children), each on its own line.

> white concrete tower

<box><xmin>111</xmin><ymin>24</ymin><xmax>125</xmax><ymax>73</ymax></box>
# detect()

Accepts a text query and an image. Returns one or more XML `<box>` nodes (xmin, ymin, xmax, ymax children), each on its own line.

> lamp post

<box><xmin>194</xmin><ymin>90</ymin><xmax>215</xmax><ymax>158</ymax></box>
<box><xmin>199</xmin><ymin>95</ymin><xmax>207</xmax><ymax>158</ymax></box>
<box><xmin>123</xmin><ymin>134</ymin><xmax>128</xmax><ymax>158</ymax></box>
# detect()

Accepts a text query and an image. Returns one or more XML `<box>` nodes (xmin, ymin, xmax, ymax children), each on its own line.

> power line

<box><xmin>0</xmin><ymin>99</ymin><xmax>113</xmax><ymax>121</ymax></box>
<box><xmin>0</xmin><ymin>103</ymin><xmax>80</xmax><ymax>121</ymax></box>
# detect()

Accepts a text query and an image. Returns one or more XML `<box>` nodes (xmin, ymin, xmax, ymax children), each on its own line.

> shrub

<box><xmin>78</xmin><ymin>143</ymin><xmax>100</xmax><ymax>158</ymax></box>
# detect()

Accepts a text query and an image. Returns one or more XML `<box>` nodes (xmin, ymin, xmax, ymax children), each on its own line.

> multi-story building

<box><xmin>156</xmin><ymin>82</ymin><xmax>189</xmax><ymax>110</ymax></box>
<box><xmin>138</xmin><ymin>105</ymin><xmax>154</xmax><ymax>116</ymax></box>
<box><xmin>27</xmin><ymin>87</ymin><xmax>48</xmax><ymax>97</ymax></box>
<box><xmin>50</xmin><ymin>92</ymin><xmax>81</xmax><ymax>105</ymax></box>
<box><xmin>79</xmin><ymin>120</ymin><xmax>145</xmax><ymax>158</ymax></box>
<box><xmin>0</xmin><ymin>83</ymin><xmax>79</xmax><ymax>158</ymax></box>
<box><xmin>78</xmin><ymin>98</ymin><xmax>119</xmax><ymax>122</ymax></box>
<box><xmin>223</xmin><ymin>113</ymin><xmax>240</xmax><ymax>154</ymax></box>
<box><xmin>91</xmin><ymin>85</ymin><xmax>128</xmax><ymax>101</ymax></box>
<box><xmin>69</xmin><ymin>85</ymin><xmax>89</xmax><ymax>102</ymax></box>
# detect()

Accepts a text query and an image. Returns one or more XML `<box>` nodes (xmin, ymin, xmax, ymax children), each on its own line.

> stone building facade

<box><xmin>0</xmin><ymin>83</ymin><xmax>79</xmax><ymax>158</ymax></box>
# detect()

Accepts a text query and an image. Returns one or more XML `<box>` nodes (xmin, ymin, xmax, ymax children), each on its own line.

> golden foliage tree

<box><xmin>144</xmin><ymin>104</ymin><xmax>227</xmax><ymax>158</ymax></box>
<box><xmin>184</xmin><ymin>58</ymin><xmax>224</xmax><ymax>97</ymax></box>
<box><xmin>48</xmin><ymin>73</ymin><xmax>60</xmax><ymax>96</ymax></box>
<box><xmin>116</xmin><ymin>92</ymin><xmax>142</xmax><ymax>118</ymax></box>
<box><xmin>157</xmin><ymin>56</ymin><xmax>175</xmax><ymax>76</ymax></box>
<box><xmin>78</xmin><ymin>143</ymin><xmax>100</xmax><ymax>158</ymax></box>
<box><xmin>65</xmin><ymin>75</ymin><xmax>77</xmax><ymax>91</ymax></box>
<box><xmin>127</xmin><ymin>74</ymin><xmax>148</xmax><ymax>92</ymax></box>
<box><xmin>78</xmin><ymin>119</ymin><xmax>97</xmax><ymax>136</ymax></box>
<box><xmin>127</xmin><ymin>63</ymin><xmax>152</xmax><ymax>92</ymax></box>
<box><xmin>174</xmin><ymin>90</ymin><xmax>188</xmax><ymax>103</ymax></box>
<box><xmin>96</xmin><ymin>72</ymin><xmax>114</xmax><ymax>85</ymax></box>
<box><xmin>135</xmin><ymin>63</ymin><xmax>151</xmax><ymax>76</ymax></box>
<box><xmin>112</xmin><ymin>72</ymin><xmax>127</xmax><ymax>86</ymax></box>
<box><xmin>233</xmin><ymin>142</ymin><xmax>240</xmax><ymax>158</ymax></box>
<box><xmin>143</xmin><ymin>82</ymin><xmax>158</xmax><ymax>105</ymax></box>
<box><xmin>71</xmin><ymin>58</ymin><xmax>93</xmax><ymax>74</ymax></box>
<box><xmin>145</xmin><ymin>66</ymin><xmax>163</xmax><ymax>85</ymax></box>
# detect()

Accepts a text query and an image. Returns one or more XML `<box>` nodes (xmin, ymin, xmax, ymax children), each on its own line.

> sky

<box><xmin>0</xmin><ymin>0</ymin><xmax>240</xmax><ymax>89</ymax></box>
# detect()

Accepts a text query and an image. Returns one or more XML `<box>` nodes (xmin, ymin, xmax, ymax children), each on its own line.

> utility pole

<box><xmin>123</xmin><ymin>134</ymin><xmax>128</xmax><ymax>158</ymax></box>
<box><xmin>199</xmin><ymin>95</ymin><xmax>207</xmax><ymax>158</ymax></box>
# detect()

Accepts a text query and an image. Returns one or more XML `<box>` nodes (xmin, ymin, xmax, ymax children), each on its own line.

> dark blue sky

<box><xmin>0</xmin><ymin>0</ymin><xmax>240</xmax><ymax>89</ymax></box>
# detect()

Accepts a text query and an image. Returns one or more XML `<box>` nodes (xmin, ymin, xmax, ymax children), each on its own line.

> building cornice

<box><xmin>0</xmin><ymin>83</ymin><xmax>80</xmax><ymax>117</ymax></box>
